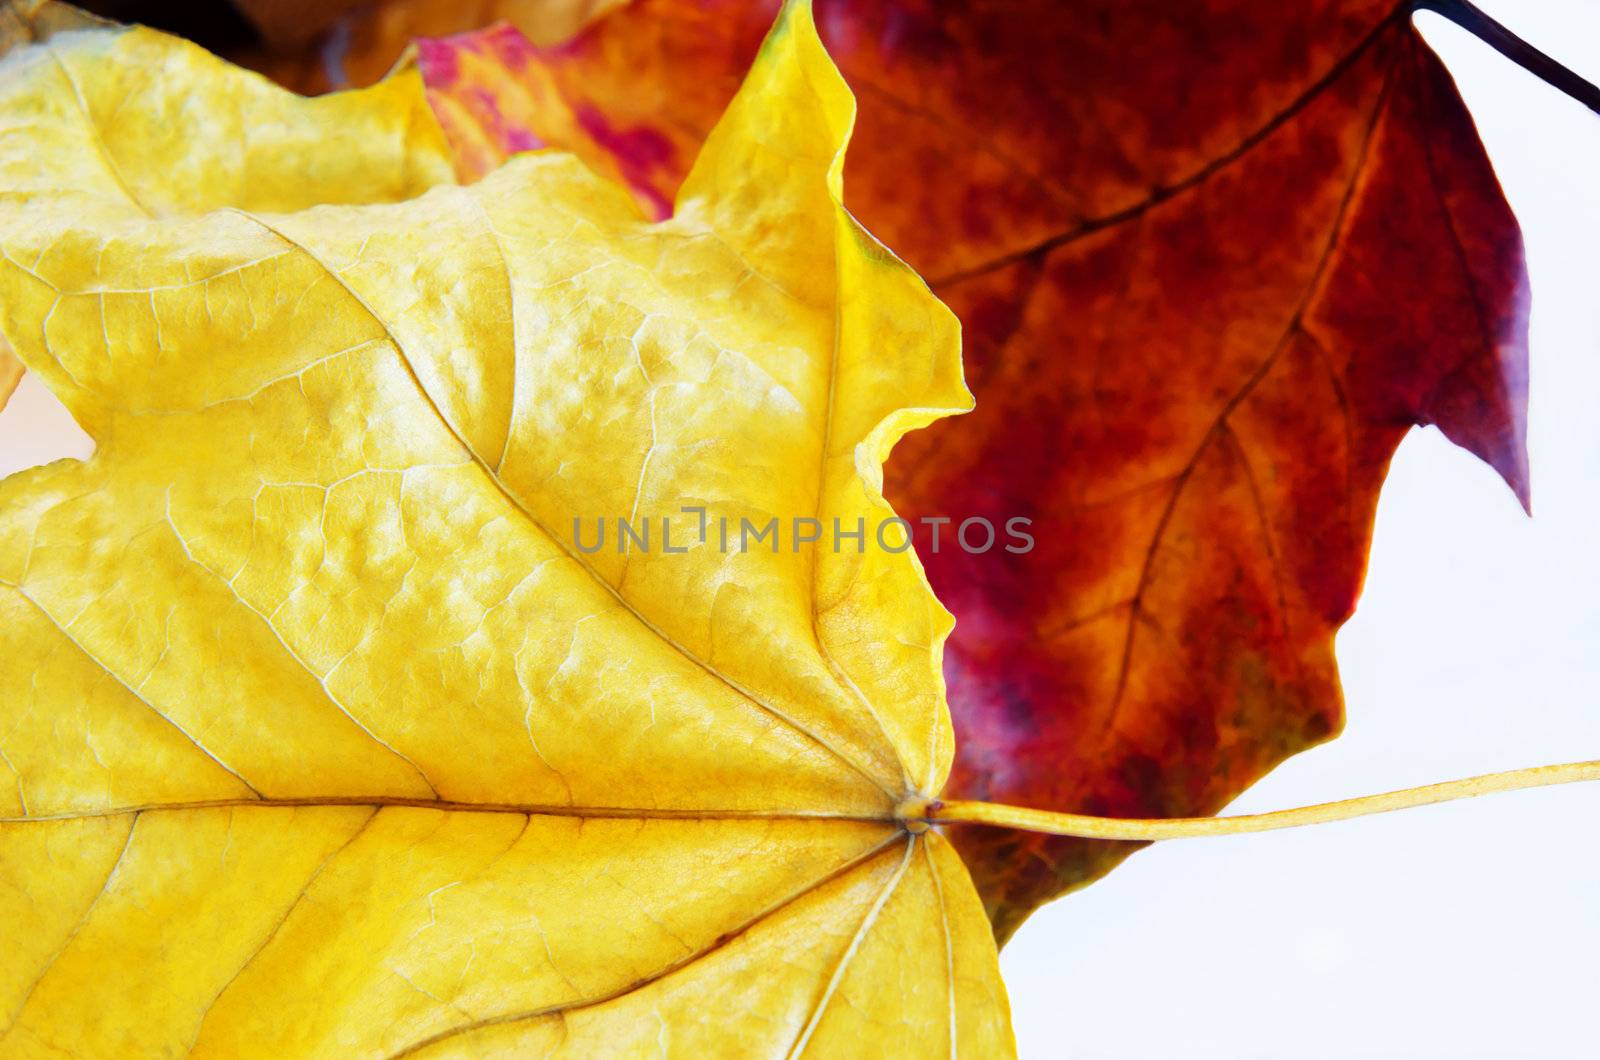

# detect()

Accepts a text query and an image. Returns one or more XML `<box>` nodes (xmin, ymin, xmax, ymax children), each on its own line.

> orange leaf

<box><xmin>413</xmin><ymin>22</ymin><xmax>676</xmax><ymax>217</ymax></box>
<box><xmin>347</xmin><ymin>0</ymin><xmax>1531</xmax><ymax>940</ymax></box>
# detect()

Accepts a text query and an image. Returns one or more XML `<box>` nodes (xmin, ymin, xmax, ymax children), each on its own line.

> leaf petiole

<box><xmin>1415</xmin><ymin>0</ymin><xmax>1600</xmax><ymax>115</ymax></box>
<box><xmin>906</xmin><ymin>759</ymin><xmax>1600</xmax><ymax>839</ymax></box>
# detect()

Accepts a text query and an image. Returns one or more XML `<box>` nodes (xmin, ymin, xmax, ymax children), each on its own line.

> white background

<box><xmin>0</xmin><ymin>2</ymin><xmax>1595</xmax><ymax>1057</ymax></box>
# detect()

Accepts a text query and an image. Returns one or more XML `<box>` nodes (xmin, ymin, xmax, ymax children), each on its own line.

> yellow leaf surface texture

<box><xmin>0</xmin><ymin>1</ymin><xmax>1012</xmax><ymax>1056</ymax></box>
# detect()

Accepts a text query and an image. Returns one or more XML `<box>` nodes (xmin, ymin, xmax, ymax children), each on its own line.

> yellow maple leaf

<box><xmin>0</xmin><ymin>1</ymin><xmax>1014</xmax><ymax>1055</ymax></box>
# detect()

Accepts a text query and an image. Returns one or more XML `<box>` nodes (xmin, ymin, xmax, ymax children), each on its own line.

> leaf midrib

<box><xmin>2</xmin><ymin>796</ymin><xmax>900</xmax><ymax>824</ymax></box>
<box><xmin>926</xmin><ymin>5</ymin><xmax>1409</xmax><ymax>289</ymax></box>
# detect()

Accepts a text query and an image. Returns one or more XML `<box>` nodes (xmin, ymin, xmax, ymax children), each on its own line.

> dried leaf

<box><xmin>0</xmin><ymin>3</ymin><xmax>1012</xmax><ymax>1052</ymax></box>
<box><xmin>403</xmin><ymin>0</ymin><xmax>1531</xmax><ymax>939</ymax></box>
<box><xmin>230</xmin><ymin>0</ymin><xmax>369</xmax><ymax>48</ymax></box>
<box><xmin>245</xmin><ymin>0</ymin><xmax>628</xmax><ymax>93</ymax></box>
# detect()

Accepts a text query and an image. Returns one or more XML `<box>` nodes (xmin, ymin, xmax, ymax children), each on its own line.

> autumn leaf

<box><xmin>379</xmin><ymin>0</ymin><xmax>1535</xmax><ymax>940</ymax></box>
<box><xmin>881</xmin><ymin>0</ymin><xmax>1530</xmax><ymax>942</ymax></box>
<box><xmin>236</xmin><ymin>0</ymin><xmax>626</xmax><ymax>96</ymax></box>
<box><xmin>409</xmin><ymin>21</ymin><xmax>683</xmax><ymax>217</ymax></box>
<box><xmin>402</xmin><ymin>8</ymin><xmax>771</xmax><ymax>219</ymax></box>
<box><xmin>0</xmin><ymin>2</ymin><xmax>1016</xmax><ymax>1053</ymax></box>
<box><xmin>228</xmin><ymin>0</ymin><xmax>370</xmax><ymax>48</ymax></box>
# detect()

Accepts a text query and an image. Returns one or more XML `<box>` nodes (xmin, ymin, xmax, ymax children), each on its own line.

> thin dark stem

<box><xmin>1415</xmin><ymin>0</ymin><xmax>1600</xmax><ymax>115</ymax></box>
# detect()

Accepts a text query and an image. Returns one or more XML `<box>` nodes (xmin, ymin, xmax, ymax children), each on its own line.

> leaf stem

<box><xmin>1414</xmin><ymin>0</ymin><xmax>1600</xmax><ymax>115</ymax></box>
<box><xmin>915</xmin><ymin>759</ymin><xmax>1600</xmax><ymax>840</ymax></box>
